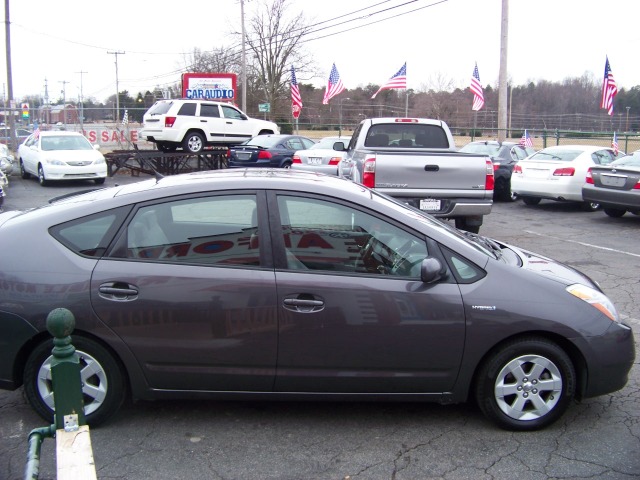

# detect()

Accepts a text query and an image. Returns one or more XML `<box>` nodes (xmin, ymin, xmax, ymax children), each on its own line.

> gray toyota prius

<box><xmin>0</xmin><ymin>169</ymin><xmax>634</xmax><ymax>431</ymax></box>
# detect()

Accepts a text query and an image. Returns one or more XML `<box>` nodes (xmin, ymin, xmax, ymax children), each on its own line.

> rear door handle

<box><xmin>283</xmin><ymin>297</ymin><xmax>324</xmax><ymax>313</ymax></box>
<box><xmin>424</xmin><ymin>165</ymin><xmax>440</xmax><ymax>171</ymax></box>
<box><xmin>98</xmin><ymin>282</ymin><xmax>139</xmax><ymax>301</ymax></box>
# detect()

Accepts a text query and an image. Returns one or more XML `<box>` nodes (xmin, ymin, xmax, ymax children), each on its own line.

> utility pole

<box><xmin>59</xmin><ymin>80</ymin><xmax>69</xmax><ymax>127</ymax></box>
<box><xmin>43</xmin><ymin>78</ymin><xmax>50</xmax><ymax>124</ymax></box>
<box><xmin>76</xmin><ymin>70</ymin><xmax>87</xmax><ymax>131</ymax></box>
<box><xmin>497</xmin><ymin>0</ymin><xmax>509</xmax><ymax>143</ymax></box>
<box><xmin>4</xmin><ymin>0</ymin><xmax>16</xmax><ymax>150</ymax></box>
<box><xmin>240</xmin><ymin>0</ymin><xmax>247</xmax><ymax>112</ymax></box>
<box><xmin>107</xmin><ymin>51</ymin><xmax>125</xmax><ymax>123</ymax></box>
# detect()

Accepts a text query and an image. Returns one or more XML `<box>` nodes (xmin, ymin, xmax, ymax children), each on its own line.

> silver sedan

<box><xmin>291</xmin><ymin>136</ymin><xmax>350</xmax><ymax>176</ymax></box>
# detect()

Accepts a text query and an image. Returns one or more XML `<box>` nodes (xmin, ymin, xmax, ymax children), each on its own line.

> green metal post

<box><xmin>46</xmin><ymin>308</ymin><xmax>86</xmax><ymax>429</ymax></box>
<box><xmin>24</xmin><ymin>425</ymin><xmax>55</xmax><ymax>480</ymax></box>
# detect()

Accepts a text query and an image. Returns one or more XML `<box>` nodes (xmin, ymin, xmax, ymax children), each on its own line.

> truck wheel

<box><xmin>183</xmin><ymin>132</ymin><xmax>205</xmax><ymax>153</ymax></box>
<box><xmin>522</xmin><ymin>197</ymin><xmax>541</xmax><ymax>206</ymax></box>
<box><xmin>604</xmin><ymin>208</ymin><xmax>626</xmax><ymax>218</ymax></box>
<box><xmin>455</xmin><ymin>218</ymin><xmax>480</xmax><ymax>234</ymax></box>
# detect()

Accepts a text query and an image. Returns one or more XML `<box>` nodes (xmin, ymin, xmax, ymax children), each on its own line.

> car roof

<box><xmin>539</xmin><ymin>144</ymin><xmax>610</xmax><ymax>152</ymax></box>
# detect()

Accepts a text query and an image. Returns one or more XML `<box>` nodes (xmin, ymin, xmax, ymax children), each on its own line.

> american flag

<box><xmin>322</xmin><ymin>63</ymin><xmax>345</xmax><ymax>105</ymax></box>
<box><xmin>290</xmin><ymin>65</ymin><xmax>303</xmax><ymax>119</ymax></box>
<box><xmin>519</xmin><ymin>129</ymin><xmax>533</xmax><ymax>148</ymax></box>
<box><xmin>33</xmin><ymin>122</ymin><xmax>40</xmax><ymax>140</ymax></box>
<box><xmin>122</xmin><ymin>109</ymin><xmax>129</xmax><ymax>126</ymax></box>
<box><xmin>601</xmin><ymin>56</ymin><xmax>618</xmax><ymax>116</ymax></box>
<box><xmin>470</xmin><ymin>62</ymin><xmax>484</xmax><ymax>111</ymax></box>
<box><xmin>371</xmin><ymin>62</ymin><xmax>407</xmax><ymax>99</ymax></box>
<box><xmin>612</xmin><ymin>131</ymin><xmax>619</xmax><ymax>155</ymax></box>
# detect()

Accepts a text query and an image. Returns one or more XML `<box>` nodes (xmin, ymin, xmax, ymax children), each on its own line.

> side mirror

<box><xmin>420</xmin><ymin>257</ymin><xmax>446</xmax><ymax>284</ymax></box>
<box><xmin>93</xmin><ymin>144</ymin><xmax>101</xmax><ymax>151</ymax></box>
<box><xmin>333</xmin><ymin>141</ymin><xmax>345</xmax><ymax>151</ymax></box>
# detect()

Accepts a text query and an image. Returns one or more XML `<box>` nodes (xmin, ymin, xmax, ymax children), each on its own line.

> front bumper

<box><xmin>43</xmin><ymin>164</ymin><xmax>108</xmax><ymax>181</ymax></box>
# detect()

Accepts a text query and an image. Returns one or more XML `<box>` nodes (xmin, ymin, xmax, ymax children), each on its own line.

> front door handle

<box><xmin>283</xmin><ymin>296</ymin><xmax>324</xmax><ymax>313</ymax></box>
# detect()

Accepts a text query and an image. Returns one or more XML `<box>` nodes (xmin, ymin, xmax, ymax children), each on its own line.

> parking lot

<box><xmin>1</xmin><ymin>172</ymin><xmax>639</xmax><ymax>480</ymax></box>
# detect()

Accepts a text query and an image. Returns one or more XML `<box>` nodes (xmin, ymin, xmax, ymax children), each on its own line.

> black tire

<box><xmin>23</xmin><ymin>336</ymin><xmax>127</xmax><ymax>426</ymax></box>
<box><xmin>281</xmin><ymin>161</ymin><xmax>292</xmax><ymax>169</ymax></box>
<box><xmin>38</xmin><ymin>165</ymin><xmax>47</xmax><ymax>186</ymax></box>
<box><xmin>454</xmin><ymin>217</ymin><xmax>480</xmax><ymax>234</ymax></box>
<box><xmin>604</xmin><ymin>207</ymin><xmax>626</xmax><ymax>218</ymax></box>
<box><xmin>183</xmin><ymin>132</ymin><xmax>205</xmax><ymax>153</ymax></box>
<box><xmin>20</xmin><ymin>160</ymin><xmax>30</xmax><ymax>179</ymax></box>
<box><xmin>581</xmin><ymin>201</ymin><xmax>600</xmax><ymax>212</ymax></box>
<box><xmin>95</xmin><ymin>177</ymin><xmax>106</xmax><ymax>185</ymax></box>
<box><xmin>522</xmin><ymin>196</ymin><xmax>541</xmax><ymax>206</ymax></box>
<box><xmin>475</xmin><ymin>337</ymin><xmax>576</xmax><ymax>431</ymax></box>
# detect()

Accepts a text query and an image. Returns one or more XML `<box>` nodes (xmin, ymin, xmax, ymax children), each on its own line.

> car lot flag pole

<box><xmin>470</xmin><ymin>62</ymin><xmax>485</xmax><ymax>141</ymax></box>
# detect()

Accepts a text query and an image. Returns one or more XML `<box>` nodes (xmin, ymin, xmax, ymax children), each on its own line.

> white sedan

<box><xmin>291</xmin><ymin>135</ymin><xmax>350</xmax><ymax>176</ymax></box>
<box><xmin>18</xmin><ymin>131</ymin><xmax>108</xmax><ymax>186</ymax></box>
<box><xmin>511</xmin><ymin>144</ymin><xmax>618</xmax><ymax>211</ymax></box>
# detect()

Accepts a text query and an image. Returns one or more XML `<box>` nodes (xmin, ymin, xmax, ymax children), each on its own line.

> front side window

<box><xmin>221</xmin><ymin>106</ymin><xmax>245</xmax><ymax>120</ymax></box>
<box><xmin>120</xmin><ymin>194</ymin><xmax>260</xmax><ymax>267</ymax></box>
<box><xmin>277</xmin><ymin>195</ymin><xmax>428</xmax><ymax>277</ymax></box>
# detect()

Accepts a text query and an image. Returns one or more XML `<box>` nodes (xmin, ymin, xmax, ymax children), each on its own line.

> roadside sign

<box><xmin>258</xmin><ymin>103</ymin><xmax>271</xmax><ymax>113</ymax></box>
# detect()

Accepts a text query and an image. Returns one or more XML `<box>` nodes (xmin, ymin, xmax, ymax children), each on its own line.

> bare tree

<box><xmin>183</xmin><ymin>47</ymin><xmax>241</xmax><ymax>75</ymax></box>
<box><xmin>242</xmin><ymin>0</ymin><xmax>314</xmax><ymax>116</ymax></box>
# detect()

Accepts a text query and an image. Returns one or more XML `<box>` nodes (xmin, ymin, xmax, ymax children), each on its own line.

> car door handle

<box><xmin>200</xmin><ymin>119</ymin><xmax>207</xmax><ymax>123</ymax></box>
<box><xmin>98</xmin><ymin>283</ymin><xmax>139</xmax><ymax>301</ymax></box>
<box><xmin>283</xmin><ymin>297</ymin><xmax>324</xmax><ymax>313</ymax></box>
<box><xmin>424</xmin><ymin>165</ymin><xmax>440</xmax><ymax>171</ymax></box>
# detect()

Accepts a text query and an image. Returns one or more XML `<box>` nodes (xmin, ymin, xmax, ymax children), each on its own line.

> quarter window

<box><xmin>277</xmin><ymin>196</ymin><xmax>428</xmax><ymax>277</ymax></box>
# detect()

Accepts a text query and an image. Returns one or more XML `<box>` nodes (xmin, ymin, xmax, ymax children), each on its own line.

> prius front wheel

<box><xmin>475</xmin><ymin>337</ymin><xmax>576</xmax><ymax>431</ymax></box>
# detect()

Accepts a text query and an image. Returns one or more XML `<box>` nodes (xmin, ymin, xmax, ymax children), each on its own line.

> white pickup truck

<box><xmin>338</xmin><ymin>117</ymin><xmax>494</xmax><ymax>233</ymax></box>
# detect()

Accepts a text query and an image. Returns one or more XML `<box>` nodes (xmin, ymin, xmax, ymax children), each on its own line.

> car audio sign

<box><xmin>181</xmin><ymin>73</ymin><xmax>237</xmax><ymax>101</ymax></box>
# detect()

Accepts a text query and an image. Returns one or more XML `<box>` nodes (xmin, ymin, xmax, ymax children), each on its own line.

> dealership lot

<box><xmin>1</xmin><ymin>172</ymin><xmax>639</xmax><ymax>480</ymax></box>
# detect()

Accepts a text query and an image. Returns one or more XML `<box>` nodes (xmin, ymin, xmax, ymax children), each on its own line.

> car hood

<box><xmin>507</xmin><ymin>244</ymin><xmax>597</xmax><ymax>287</ymax></box>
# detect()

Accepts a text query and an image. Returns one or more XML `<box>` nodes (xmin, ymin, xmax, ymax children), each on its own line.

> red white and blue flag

<box><xmin>470</xmin><ymin>62</ymin><xmax>484</xmax><ymax>111</ymax></box>
<box><xmin>601</xmin><ymin>56</ymin><xmax>618</xmax><ymax>116</ymax></box>
<box><xmin>322</xmin><ymin>63</ymin><xmax>345</xmax><ymax>105</ymax></box>
<box><xmin>371</xmin><ymin>62</ymin><xmax>407</xmax><ymax>99</ymax></box>
<box><xmin>519</xmin><ymin>129</ymin><xmax>533</xmax><ymax>148</ymax></box>
<box><xmin>612</xmin><ymin>131</ymin><xmax>619</xmax><ymax>155</ymax></box>
<box><xmin>290</xmin><ymin>65</ymin><xmax>303</xmax><ymax>119</ymax></box>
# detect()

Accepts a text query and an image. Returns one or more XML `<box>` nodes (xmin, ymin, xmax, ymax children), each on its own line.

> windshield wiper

<box><xmin>462</xmin><ymin>231</ymin><xmax>503</xmax><ymax>259</ymax></box>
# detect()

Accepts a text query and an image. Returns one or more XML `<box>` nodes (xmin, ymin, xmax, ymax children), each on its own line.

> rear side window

<box><xmin>200</xmin><ymin>104</ymin><xmax>220</xmax><ymax>118</ymax></box>
<box><xmin>119</xmin><ymin>195</ymin><xmax>261</xmax><ymax>267</ymax></box>
<box><xmin>177</xmin><ymin>103</ymin><xmax>197</xmax><ymax>116</ymax></box>
<box><xmin>50</xmin><ymin>207</ymin><xmax>131</xmax><ymax>258</ymax></box>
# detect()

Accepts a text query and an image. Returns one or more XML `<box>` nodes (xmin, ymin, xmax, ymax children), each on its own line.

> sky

<box><xmin>2</xmin><ymin>0</ymin><xmax>640</xmax><ymax>106</ymax></box>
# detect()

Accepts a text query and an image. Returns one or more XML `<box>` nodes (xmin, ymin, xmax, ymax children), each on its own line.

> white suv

<box><xmin>140</xmin><ymin>100</ymin><xmax>280</xmax><ymax>153</ymax></box>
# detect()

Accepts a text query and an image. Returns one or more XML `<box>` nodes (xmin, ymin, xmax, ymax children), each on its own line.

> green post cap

<box><xmin>46</xmin><ymin>308</ymin><xmax>76</xmax><ymax>339</ymax></box>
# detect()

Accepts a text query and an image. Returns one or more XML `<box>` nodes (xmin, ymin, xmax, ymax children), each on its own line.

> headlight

<box><xmin>95</xmin><ymin>157</ymin><xmax>106</xmax><ymax>164</ymax></box>
<box><xmin>566</xmin><ymin>284</ymin><xmax>620</xmax><ymax>322</ymax></box>
<box><xmin>45</xmin><ymin>158</ymin><xmax>67</xmax><ymax>166</ymax></box>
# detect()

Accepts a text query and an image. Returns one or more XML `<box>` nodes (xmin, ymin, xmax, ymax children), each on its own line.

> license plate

<box><xmin>308</xmin><ymin>157</ymin><xmax>322</xmax><ymax>165</ymax></box>
<box><xmin>419</xmin><ymin>199</ymin><xmax>441</xmax><ymax>211</ymax></box>
<box><xmin>236</xmin><ymin>152</ymin><xmax>252</xmax><ymax>161</ymax></box>
<box><xmin>600</xmin><ymin>175</ymin><xmax>626</xmax><ymax>187</ymax></box>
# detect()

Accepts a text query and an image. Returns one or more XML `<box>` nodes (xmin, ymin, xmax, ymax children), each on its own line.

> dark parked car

<box><xmin>228</xmin><ymin>134</ymin><xmax>315</xmax><ymax>169</ymax></box>
<box><xmin>0</xmin><ymin>127</ymin><xmax>32</xmax><ymax>146</ymax></box>
<box><xmin>459</xmin><ymin>141</ymin><xmax>536</xmax><ymax>201</ymax></box>
<box><xmin>0</xmin><ymin>170</ymin><xmax>634</xmax><ymax>431</ymax></box>
<box><xmin>582</xmin><ymin>151</ymin><xmax>640</xmax><ymax>217</ymax></box>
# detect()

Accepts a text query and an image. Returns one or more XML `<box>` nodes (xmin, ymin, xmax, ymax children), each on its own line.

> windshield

<box><xmin>460</xmin><ymin>143</ymin><xmax>500</xmax><ymax>156</ymax></box>
<box><xmin>611</xmin><ymin>153</ymin><xmax>640</xmax><ymax>167</ymax></box>
<box><xmin>529</xmin><ymin>148</ymin><xmax>581</xmax><ymax>162</ymax></box>
<box><xmin>312</xmin><ymin>137</ymin><xmax>346</xmax><ymax>149</ymax></box>
<box><xmin>41</xmin><ymin>135</ymin><xmax>93</xmax><ymax>151</ymax></box>
<box><xmin>369</xmin><ymin>190</ymin><xmax>498</xmax><ymax>259</ymax></box>
<box><xmin>244</xmin><ymin>136</ymin><xmax>283</xmax><ymax>148</ymax></box>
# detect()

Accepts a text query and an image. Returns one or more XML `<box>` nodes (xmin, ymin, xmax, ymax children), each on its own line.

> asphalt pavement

<box><xmin>1</xmin><ymin>170</ymin><xmax>639</xmax><ymax>480</ymax></box>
